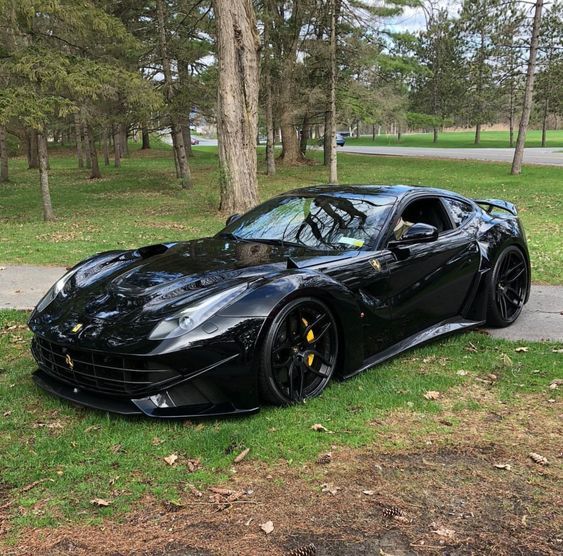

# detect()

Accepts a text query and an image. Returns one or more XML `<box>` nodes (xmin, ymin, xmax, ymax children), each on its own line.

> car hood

<box><xmin>32</xmin><ymin>237</ymin><xmax>359</xmax><ymax>328</ymax></box>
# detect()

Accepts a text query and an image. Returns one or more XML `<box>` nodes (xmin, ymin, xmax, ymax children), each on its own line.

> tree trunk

<box><xmin>83</xmin><ymin>121</ymin><xmax>92</xmax><ymax>169</ymax></box>
<box><xmin>157</xmin><ymin>0</ymin><xmax>192</xmax><ymax>186</ymax></box>
<box><xmin>397</xmin><ymin>125</ymin><xmax>402</xmax><ymax>143</ymax></box>
<box><xmin>121</xmin><ymin>125</ymin><xmax>129</xmax><ymax>156</ymax></box>
<box><xmin>512</xmin><ymin>0</ymin><xmax>544</xmax><ymax>175</ymax></box>
<box><xmin>103</xmin><ymin>129</ymin><xmax>110</xmax><ymax>166</ymax></box>
<box><xmin>141</xmin><ymin>126</ymin><xmax>150</xmax><ymax>149</ymax></box>
<box><xmin>372</xmin><ymin>124</ymin><xmax>376</xmax><ymax>141</ymax></box>
<box><xmin>264</xmin><ymin>11</ymin><xmax>276</xmax><ymax>176</ymax></box>
<box><xmin>474</xmin><ymin>123</ymin><xmax>481</xmax><ymax>145</ymax></box>
<box><xmin>300</xmin><ymin>113</ymin><xmax>309</xmax><ymax>155</ymax></box>
<box><xmin>37</xmin><ymin>132</ymin><xmax>55</xmax><ymax>221</ymax></box>
<box><xmin>73</xmin><ymin>112</ymin><xmax>84</xmax><ymax>168</ymax></box>
<box><xmin>213</xmin><ymin>0</ymin><xmax>259</xmax><ymax>213</ymax></box>
<box><xmin>541</xmin><ymin>99</ymin><xmax>548</xmax><ymax>147</ymax></box>
<box><xmin>0</xmin><ymin>125</ymin><xmax>8</xmax><ymax>183</ymax></box>
<box><xmin>433</xmin><ymin>126</ymin><xmax>438</xmax><ymax>143</ymax></box>
<box><xmin>509</xmin><ymin>81</ymin><xmax>515</xmax><ymax>148</ymax></box>
<box><xmin>28</xmin><ymin>130</ymin><xmax>39</xmax><ymax>169</ymax></box>
<box><xmin>323</xmin><ymin>109</ymin><xmax>330</xmax><ymax>166</ymax></box>
<box><xmin>328</xmin><ymin>0</ymin><xmax>338</xmax><ymax>184</ymax></box>
<box><xmin>88</xmin><ymin>126</ymin><xmax>102</xmax><ymax>179</ymax></box>
<box><xmin>279</xmin><ymin>109</ymin><xmax>302</xmax><ymax>163</ymax></box>
<box><xmin>113</xmin><ymin>125</ymin><xmax>121</xmax><ymax>168</ymax></box>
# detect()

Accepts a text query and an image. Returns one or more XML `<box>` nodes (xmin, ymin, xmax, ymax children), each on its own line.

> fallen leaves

<box><xmin>311</xmin><ymin>423</ymin><xmax>329</xmax><ymax>432</ymax></box>
<box><xmin>259</xmin><ymin>520</ymin><xmax>274</xmax><ymax>534</ymax></box>
<box><xmin>186</xmin><ymin>458</ymin><xmax>201</xmax><ymax>473</ymax></box>
<box><xmin>494</xmin><ymin>463</ymin><xmax>513</xmax><ymax>471</ymax></box>
<box><xmin>90</xmin><ymin>498</ymin><xmax>110</xmax><ymax>507</ymax></box>
<box><xmin>515</xmin><ymin>346</ymin><xmax>529</xmax><ymax>353</ymax></box>
<box><xmin>423</xmin><ymin>390</ymin><xmax>441</xmax><ymax>400</ymax></box>
<box><xmin>316</xmin><ymin>452</ymin><xmax>332</xmax><ymax>465</ymax></box>
<box><xmin>549</xmin><ymin>379</ymin><xmax>562</xmax><ymax>390</ymax></box>
<box><xmin>362</xmin><ymin>490</ymin><xmax>375</xmax><ymax>496</ymax></box>
<box><xmin>432</xmin><ymin>525</ymin><xmax>456</xmax><ymax>540</ymax></box>
<box><xmin>456</xmin><ymin>369</ymin><xmax>468</xmax><ymax>376</ymax></box>
<box><xmin>320</xmin><ymin>483</ymin><xmax>340</xmax><ymax>496</ymax></box>
<box><xmin>164</xmin><ymin>454</ymin><xmax>178</xmax><ymax>466</ymax></box>
<box><xmin>529</xmin><ymin>452</ymin><xmax>549</xmax><ymax>466</ymax></box>
<box><xmin>233</xmin><ymin>448</ymin><xmax>250</xmax><ymax>464</ymax></box>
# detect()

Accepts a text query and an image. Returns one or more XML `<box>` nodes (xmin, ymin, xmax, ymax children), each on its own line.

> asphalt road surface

<box><xmin>1</xmin><ymin>265</ymin><xmax>561</xmax><ymax>341</ymax></box>
<box><xmin>340</xmin><ymin>145</ymin><xmax>563</xmax><ymax>166</ymax></box>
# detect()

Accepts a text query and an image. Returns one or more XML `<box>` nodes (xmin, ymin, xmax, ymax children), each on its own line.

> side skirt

<box><xmin>342</xmin><ymin>317</ymin><xmax>484</xmax><ymax>380</ymax></box>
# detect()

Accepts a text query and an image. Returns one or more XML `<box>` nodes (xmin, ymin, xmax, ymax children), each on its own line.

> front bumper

<box><xmin>33</xmin><ymin>369</ymin><xmax>260</xmax><ymax>418</ymax></box>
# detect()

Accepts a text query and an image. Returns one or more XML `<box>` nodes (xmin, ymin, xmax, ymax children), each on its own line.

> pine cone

<box><xmin>382</xmin><ymin>505</ymin><xmax>403</xmax><ymax>518</ymax></box>
<box><xmin>287</xmin><ymin>543</ymin><xmax>317</xmax><ymax>556</ymax></box>
<box><xmin>316</xmin><ymin>452</ymin><xmax>332</xmax><ymax>465</ymax></box>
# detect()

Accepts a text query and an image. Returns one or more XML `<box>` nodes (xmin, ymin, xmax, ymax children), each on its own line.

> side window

<box><xmin>396</xmin><ymin>197</ymin><xmax>453</xmax><ymax>238</ymax></box>
<box><xmin>443</xmin><ymin>198</ymin><xmax>474</xmax><ymax>227</ymax></box>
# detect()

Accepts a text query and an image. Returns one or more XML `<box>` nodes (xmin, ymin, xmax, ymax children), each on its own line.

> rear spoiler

<box><xmin>474</xmin><ymin>199</ymin><xmax>518</xmax><ymax>216</ymax></box>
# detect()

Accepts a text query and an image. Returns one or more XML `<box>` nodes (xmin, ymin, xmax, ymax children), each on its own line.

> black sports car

<box><xmin>29</xmin><ymin>185</ymin><xmax>531</xmax><ymax>418</ymax></box>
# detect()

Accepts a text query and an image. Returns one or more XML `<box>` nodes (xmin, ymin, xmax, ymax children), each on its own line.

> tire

<box><xmin>486</xmin><ymin>246</ymin><xmax>529</xmax><ymax>327</ymax></box>
<box><xmin>259</xmin><ymin>297</ymin><xmax>339</xmax><ymax>405</ymax></box>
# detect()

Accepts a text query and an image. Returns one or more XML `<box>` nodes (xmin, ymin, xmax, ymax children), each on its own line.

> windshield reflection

<box><xmin>219</xmin><ymin>195</ymin><xmax>391</xmax><ymax>251</ymax></box>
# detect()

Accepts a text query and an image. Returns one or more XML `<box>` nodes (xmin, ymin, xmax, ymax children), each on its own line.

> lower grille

<box><xmin>31</xmin><ymin>336</ymin><xmax>179</xmax><ymax>397</ymax></box>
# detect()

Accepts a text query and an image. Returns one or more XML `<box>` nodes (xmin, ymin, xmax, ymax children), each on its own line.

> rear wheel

<box><xmin>259</xmin><ymin>298</ymin><xmax>338</xmax><ymax>405</ymax></box>
<box><xmin>486</xmin><ymin>246</ymin><xmax>528</xmax><ymax>327</ymax></box>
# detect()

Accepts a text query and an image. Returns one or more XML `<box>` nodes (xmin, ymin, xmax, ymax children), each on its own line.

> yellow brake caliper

<box><xmin>302</xmin><ymin>318</ymin><xmax>315</xmax><ymax>366</ymax></box>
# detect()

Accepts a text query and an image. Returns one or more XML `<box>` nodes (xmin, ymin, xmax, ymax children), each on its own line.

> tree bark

<box><xmin>73</xmin><ymin>113</ymin><xmax>84</xmax><ymax>168</ymax></box>
<box><xmin>213</xmin><ymin>0</ymin><xmax>259</xmax><ymax>213</ymax></box>
<box><xmin>37</xmin><ymin>132</ymin><xmax>55</xmax><ymax>221</ymax></box>
<box><xmin>264</xmin><ymin>10</ymin><xmax>276</xmax><ymax>176</ymax></box>
<box><xmin>88</xmin><ymin>126</ymin><xmax>102</xmax><ymax>179</ymax></box>
<box><xmin>103</xmin><ymin>129</ymin><xmax>110</xmax><ymax>166</ymax></box>
<box><xmin>82</xmin><ymin>121</ymin><xmax>92</xmax><ymax>169</ymax></box>
<box><xmin>323</xmin><ymin>109</ymin><xmax>330</xmax><ymax>166</ymax></box>
<box><xmin>279</xmin><ymin>107</ymin><xmax>302</xmax><ymax>163</ymax></box>
<box><xmin>113</xmin><ymin>125</ymin><xmax>121</xmax><ymax>168</ymax></box>
<box><xmin>182</xmin><ymin>117</ymin><xmax>193</xmax><ymax>157</ymax></box>
<box><xmin>433</xmin><ymin>126</ymin><xmax>438</xmax><ymax>143</ymax></box>
<box><xmin>512</xmin><ymin>0</ymin><xmax>544</xmax><ymax>175</ymax></box>
<box><xmin>141</xmin><ymin>125</ymin><xmax>151</xmax><ymax>149</ymax></box>
<box><xmin>474</xmin><ymin>123</ymin><xmax>481</xmax><ymax>145</ymax></box>
<box><xmin>541</xmin><ymin>99</ymin><xmax>548</xmax><ymax>147</ymax></box>
<box><xmin>28</xmin><ymin>130</ymin><xmax>39</xmax><ymax>169</ymax></box>
<box><xmin>300</xmin><ymin>112</ymin><xmax>309</xmax><ymax>155</ymax></box>
<box><xmin>0</xmin><ymin>125</ymin><xmax>8</xmax><ymax>183</ymax></box>
<box><xmin>157</xmin><ymin>0</ymin><xmax>191</xmax><ymax>187</ymax></box>
<box><xmin>328</xmin><ymin>0</ymin><xmax>338</xmax><ymax>184</ymax></box>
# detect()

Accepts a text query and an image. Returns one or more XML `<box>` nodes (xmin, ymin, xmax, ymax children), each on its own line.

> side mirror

<box><xmin>225</xmin><ymin>213</ymin><xmax>241</xmax><ymax>227</ymax></box>
<box><xmin>389</xmin><ymin>223</ymin><xmax>438</xmax><ymax>247</ymax></box>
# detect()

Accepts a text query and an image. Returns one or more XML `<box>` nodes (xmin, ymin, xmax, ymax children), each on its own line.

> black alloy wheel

<box><xmin>259</xmin><ymin>297</ymin><xmax>338</xmax><ymax>404</ymax></box>
<box><xmin>486</xmin><ymin>246</ymin><xmax>529</xmax><ymax>327</ymax></box>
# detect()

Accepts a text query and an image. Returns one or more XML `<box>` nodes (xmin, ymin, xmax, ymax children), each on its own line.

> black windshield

<box><xmin>218</xmin><ymin>194</ymin><xmax>392</xmax><ymax>251</ymax></box>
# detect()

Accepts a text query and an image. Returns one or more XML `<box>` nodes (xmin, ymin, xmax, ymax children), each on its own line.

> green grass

<box><xmin>345</xmin><ymin>129</ymin><xmax>563</xmax><ymax>148</ymax></box>
<box><xmin>0</xmin><ymin>142</ymin><xmax>561</xmax><ymax>283</ymax></box>
<box><xmin>0</xmin><ymin>308</ymin><xmax>561</xmax><ymax>532</ymax></box>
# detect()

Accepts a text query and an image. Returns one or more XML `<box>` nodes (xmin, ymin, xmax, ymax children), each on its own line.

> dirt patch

<box><xmin>2</xmin><ymin>390</ymin><xmax>561</xmax><ymax>556</ymax></box>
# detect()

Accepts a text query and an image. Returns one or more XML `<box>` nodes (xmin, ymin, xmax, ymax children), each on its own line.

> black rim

<box><xmin>270</xmin><ymin>300</ymin><xmax>337</xmax><ymax>402</ymax></box>
<box><xmin>495</xmin><ymin>250</ymin><xmax>527</xmax><ymax>322</ymax></box>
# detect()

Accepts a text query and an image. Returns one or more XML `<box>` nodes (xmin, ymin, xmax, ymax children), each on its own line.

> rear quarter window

<box><xmin>443</xmin><ymin>198</ymin><xmax>474</xmax><ymax>227</ymax></box>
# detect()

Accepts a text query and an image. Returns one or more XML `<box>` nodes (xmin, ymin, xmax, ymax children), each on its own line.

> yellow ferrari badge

<box><xmin>71</xmin><ymin>323</ymin><xmax>83</xmax><ymax>333</ymax></box>
<box><xmin>369</xmin><ymin>258</ymin><xmax>382</xmax><ymax>272</ymax></box>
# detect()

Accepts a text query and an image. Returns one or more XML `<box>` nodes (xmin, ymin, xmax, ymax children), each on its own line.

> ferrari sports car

<box><xmin>29</xmin><ymin>185</ymin><xmax>531</xmax><ymax>418</ymax></box>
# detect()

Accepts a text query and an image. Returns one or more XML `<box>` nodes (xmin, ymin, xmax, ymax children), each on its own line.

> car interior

<box><xmin>400</xmin><ymin>198</ymin><xmax>453</xmax><ymax>235</ymax></box>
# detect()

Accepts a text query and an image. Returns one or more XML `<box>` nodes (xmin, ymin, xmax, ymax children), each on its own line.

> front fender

<box><xmin>219</xmin><ymin>269</ymin><xmax>365</xmax><ymax>376</ymax></box>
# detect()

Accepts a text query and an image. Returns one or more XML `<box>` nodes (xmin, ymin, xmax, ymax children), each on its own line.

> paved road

<box><xmin>1</xmin><ymin>264</ymin><xmax>561</xmax><ymax>341</ymax></box>
<box><xmin>340</xmin><ymin>145</ymin><xmax>563</xmax><ymax>166</ymax></box>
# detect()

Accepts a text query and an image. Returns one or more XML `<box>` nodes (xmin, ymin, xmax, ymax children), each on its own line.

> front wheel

<box><xmin>486</xmin><ymin>246</ymin><xmax>529</xmax><ymax>327</ymax></box>
<box><xmin>259</xmin><ymin>297</ymin><xmax>338</xmax><ymax>405</ymax></box>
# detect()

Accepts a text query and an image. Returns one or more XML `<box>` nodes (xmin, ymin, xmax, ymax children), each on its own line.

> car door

<box><xmin>384</xmin><ymin>195</ymin><xmax>480</xmax><ymax>340</ymax></box>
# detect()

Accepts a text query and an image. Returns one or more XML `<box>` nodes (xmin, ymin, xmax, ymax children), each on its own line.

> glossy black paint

<box><xmin>28</xmin><ymin>185</ymin><xmax>531</xmax><ymax>418</ymax></box>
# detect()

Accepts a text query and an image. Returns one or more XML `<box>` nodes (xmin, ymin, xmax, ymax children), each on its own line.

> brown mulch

<box><xmin>2</xmin><ymin>391</ymin><xmax>561</xmax><ymax>556</ymax></box>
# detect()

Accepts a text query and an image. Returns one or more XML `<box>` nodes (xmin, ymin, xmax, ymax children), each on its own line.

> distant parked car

<box><xmin>318</xmin><ymin>133</ymin><xmax>346</xmax><ymax>147</ymax></box>
<box><xmin>191</xmin><ymin>137</ymin><xmax>200</xmax><ymax>145</ymax></box>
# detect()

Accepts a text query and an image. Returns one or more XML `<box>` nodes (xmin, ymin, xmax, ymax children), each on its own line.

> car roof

<box><xmin>282</xmin><ymin>184</ymin><xmax>467</xmax><ymax>205</ymax></box>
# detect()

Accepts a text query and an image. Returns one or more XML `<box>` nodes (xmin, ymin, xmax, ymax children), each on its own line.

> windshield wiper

<box><xmin>217</xmin><ymin>231</ymin><xmax>242</xmax><ymax>241</ymax></box>
<box><xmin>248</xmin><ymin>238</ymin><xmax>305</xmax><ymax>249</ymax></box>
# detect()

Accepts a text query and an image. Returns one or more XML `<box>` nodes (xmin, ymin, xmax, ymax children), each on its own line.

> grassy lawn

<box><xmin>0</xmin><ymin>144</ymin><xmax>562</xmax><ymax>551</ymax></box>
<box><xmin>345</xmin><ymin>129</ymin><xmax>563</xmax><ymax>149</ymax></box>
<box><xmin>0</xmin><ymin>308</ymin><xmax>561</xmax><ymax>541</ymax></box>
<box><xmin>0</xmin><ymin>143</ymin><xmax>561</xmax><ymax>283</ymax></box>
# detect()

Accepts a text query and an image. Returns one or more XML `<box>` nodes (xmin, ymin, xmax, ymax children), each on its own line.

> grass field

<box><xmin>0</xmin><ymin>142</ymin><xmax>561</xmax><ymax>283</ymax></box>
<box><xmin>345</xmin><ymin>129</ymin><xmax>563</xmax><ymax>149</ymax></box>
<box><xmin>0</xmin><ymin>144</ymin><xmax>562</xmax><ymax>552</ymax></box>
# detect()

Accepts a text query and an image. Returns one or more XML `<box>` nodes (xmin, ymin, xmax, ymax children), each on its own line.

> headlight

<box><xmin>148</xmin><ymin>284</ymin><xmax>247</xmax><ymax>340</ymax></box>
<box><xmin>36</xmin><ymin>269</ymin><xmax>77</xmax><ymax>313</ymax></box>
